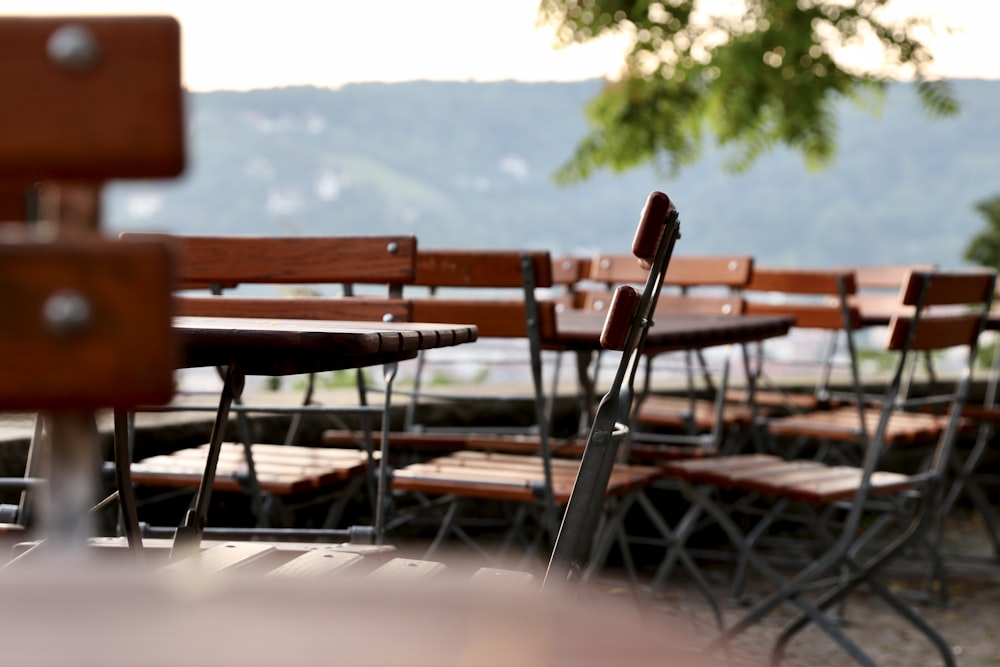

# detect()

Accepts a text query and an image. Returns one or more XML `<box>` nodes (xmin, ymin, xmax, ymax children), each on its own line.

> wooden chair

<box><xmin>325</xmin><ymin>248</ymin><xmax>567</xmax><ymax>555</ymax></box>
<box><xmin>587</xmin><ymin>255</ymin><xmax>754</xmax><ymax>455</ymax></box>
<box><xmin>544</xmin><ymin>190</ymin><xmax>683</xmax><ymax>586</ymax></box>
<box><xmin>374</xmin><ymin>200</ymin><xmax>674</xmax><ymax>580</ymax></box>
<box><xmin>722</xmin><ymin>267</ymin><xmax>866</xmax><ymax>422</ymax></box>
<box><xmin>0</xmin><ymin>15</ymin><xmax>183</xmax><ymax>548</ymax></box>
<box><xmin>654</xmin><ymin>269</ymin><xmax>995</xmax><ymax>665</ymax></box>
<box><xmin>116</xmin><ymin>233</ymin><xmax>418</xmax><ymax>540</ymax></box>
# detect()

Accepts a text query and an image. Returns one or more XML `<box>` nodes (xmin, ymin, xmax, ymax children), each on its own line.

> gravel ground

<box><xmin>593</xmin><ymin>507</ymin><xmax>1000</xmax><ymax>666</ymax></box>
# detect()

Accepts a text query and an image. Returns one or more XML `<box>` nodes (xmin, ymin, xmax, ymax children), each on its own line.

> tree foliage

<box><xmin>964</xmin><ymin>195</ymin><xmax>1000</xmax><ymax>270</ymax></box>
<box><xmin>536</xmin><ymin>0</ymin><xmax>958</xmax><ymax>181</ymax></box>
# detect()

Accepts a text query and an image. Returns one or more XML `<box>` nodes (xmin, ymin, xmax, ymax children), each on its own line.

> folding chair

<box><xmin>116</xmin><ymin>233</ymin><xmax>418</xmax><ymax>540</ymax></box>
<box><xmin>721</xmin><ymin>267</ymin><xmax>868</xmax><ymax>456</ymax></box>
<box><xmin>585</xmin><ymin>255</ymin><xmax>754</xmax><ymax>455</ymax></box>
<box><xmin>383</xmin><ymin>197</ymin><xmax>676</xmax><ymax>582</ymax></box>
<box><xmin>340</xmin><ymin>249</ymin><xmax>568</xmax><ymax>555</ymax></box>
<box><xmin>545</xmin><ymin>190</ymin><xmax>682</xmax><ymax>584</ymax></box>
<box><xmin>654</xmin><ymin>269</ymin><xmax>995</xmax><ymax>666</ymax></box>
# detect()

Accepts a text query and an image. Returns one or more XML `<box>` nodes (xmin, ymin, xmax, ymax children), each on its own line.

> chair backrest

<box><xmin>742</xmin><ymin>267</ymin><xmax>862</xmax><ymax>330</ymax></box>
<box><xmin>858</xmin><ymin>269</ymin><xmax>995</xmax><ymax>495</ymax></box>
<box><xmin>402</xmin><ymin>250</ymin><xmax>558</xmax><ymax>424</ymax></box>
<box><xmin>590</xmin><ymin>254</ymin><xmax>752</xmax><ymax>290</ymax></box>
<box><xmin>406</xmin><ymin>249</ymin><xmax>558</xmax><ymax>338</ymax></box>
<box><xmin>119</xmin><ymin>233</ymin><xmax>417</xmax><ymax>295</ymax></box>
<box><xmin>839</xmin><ymin>263</ymin><xmax>938</xmax><ymax>325</ymax></box>
<box><xmin>581</xmin><ymin>254</ymin><xmax>752</xmax><ymax>317</ymax></box>
<box><xmin>740</xmin><ymin>267</ymin><xmax>864</xmax><ymax>404</ymax></box>
<box><xmin>0</xmin><ymin>16</ymin><xmax>183</xmax><ymax>411</ymax></box>
<box><xmin>546</xmin><ymin>191</ymin><xmax>682</xmax><ymax>584</ymax></box>
<box><xmin>550</xmin><ymin>255</ymin><xmax>591</xmax><ymax>312</ymax></box>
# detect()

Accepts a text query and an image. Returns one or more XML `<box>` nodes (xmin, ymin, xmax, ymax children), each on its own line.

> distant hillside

<box><xmin>106</xmin><ymin>79</ymin><xmax>1000</xmax><ymax>268</ymax></box>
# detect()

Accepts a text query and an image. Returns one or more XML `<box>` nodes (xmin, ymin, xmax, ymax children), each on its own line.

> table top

<box><xmin>551</xmin><ymin>311</ymin><xmax>795</xmax><ymax>353</ymax></box>
<box><xmin>173</xmin><ymin>316</ymin><xmax>478</xmax><ymax>375</ymax></box>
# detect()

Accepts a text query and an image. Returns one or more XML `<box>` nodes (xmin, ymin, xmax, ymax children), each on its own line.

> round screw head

<box><xmin>43</xmin><ymin>290</ymin><xmax>92</xmax><ymax>336</ymax></box>
<box><xmin>47</xmin><ymin>24</ymin><xmax>102</xmax><ymax>72</ymax></box>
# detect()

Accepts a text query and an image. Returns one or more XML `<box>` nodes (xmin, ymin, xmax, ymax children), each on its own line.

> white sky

<box><xmin>1</xmin><ymin>0</ymin><xmax>996</xmax><ymax>91</ymax></box>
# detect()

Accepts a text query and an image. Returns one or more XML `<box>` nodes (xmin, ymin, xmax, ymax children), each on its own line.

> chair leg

<box><xmin>636</xmin><ymin>491</ymin><xmax>726</xmax><ymax>630</ymax></box>
<box><xmin>171</xmin><ymin>364</ymin><xmax>240</xmax><ymax>560</ymax></box>
<box><xmin>112</xmin><ymin>409</ymin><xmax>142</xmax><ymax>555</ymax></box>
<box><xmin>687</xmin><ymin>480</ymin><xmax>956</xmax><ymax>667</ymax></box>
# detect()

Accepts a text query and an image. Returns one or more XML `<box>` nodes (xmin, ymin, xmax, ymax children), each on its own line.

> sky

<box><xmin>1</xmin><ymin>0</ymin><xmax>997</xmax><ymax>91</ymax></box>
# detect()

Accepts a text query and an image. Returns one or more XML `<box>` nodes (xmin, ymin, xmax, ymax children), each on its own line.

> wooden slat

<box><xmin>160</xmin><ymin>542</ymin><xmax>277</xmax><ymax>574</ymax></box>
<box><xmin>130</xmin><ymin>443</ymin><xmax>372</xmax><ymax>495</ymax></box>
<box><xmin>266</xmin><ymin>549</ymin><xmax>365</xmax><ymax>577</ymax></box>
<box><xmin>175</xmin><ymin>296</ymin><xmax>413</xmax><ymax>322</ymax></box>
<box><xmin>636</xmin><ymin>395</ymin><xmax>754</xmax><ymax>430</ymax></box>
<box><xmin>0</xmin><ymin>238</ymin><xmax>176</xmax><ymax>410</ymax></box>
<box><xmin>122</xmin><ymin>234</ymin><xmax>417</xmax><ymax>286</ymax></box>
<box><xmin>410</xmin><ymin>298</ymin><xmax>558</xmax><ymax>339</ymax></box>
<box><xmin>392</xmin><ymin>452</ymin><xmax>661</xmax><ymax>503</ymax></box>
<box><xmin>900</xmin><ymin>270</ymin><xmax>995</xmax><ymax>307</ymax></box>
<box><xmin>746</xmin><ymin>268</ymin><xmax>856</xmax><ymax>296</ymax></box>
<box><xmin>0</xmin><ymin>16</ymin><xmax>184</xmax><ymax>179</ymax></box>
<box><xmin>414</xmin><ymin>250</ymin><xmax>553</xmax><ymax>289</ymax></box>
<box><xmin>767</xmin><ymin>406</ymin><xmax>950</xmax><ymax>446</ymax></box>
<box><xmin>369</xmin><ymin>557</ymin><xmax>447</xmax><ymax>580</ymax></box>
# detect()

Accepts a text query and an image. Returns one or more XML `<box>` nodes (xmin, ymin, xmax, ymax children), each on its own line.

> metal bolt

<box><xmin>382</xmin><ymin>313</ymin><xmax>395</xmax><ymax>322</ymax></box>
<box><xmin>43</xmin><ymin>290</ymin><xmax>92</xmax><ymax>336</ymax></box>
<box><xmin>47</xmin><ymin>25</ymin><xmax>101</xmax><ymax>72</ymax></box>
<box><xmin>386</xmin><ymin>241</ymin><xmax>399</xmax><ymax>254</ymax></box>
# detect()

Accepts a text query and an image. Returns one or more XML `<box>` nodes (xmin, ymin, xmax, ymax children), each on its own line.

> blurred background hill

<box><xmin>106</xmin><ymin>78</ymin><xmax>1000</xmax><ymax>268</ymax></box>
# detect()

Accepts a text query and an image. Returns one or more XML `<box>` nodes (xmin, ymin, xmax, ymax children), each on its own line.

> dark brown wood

<box><xmin>551</xmin><ymin>255</ymin><xmax>586</xmax><ymax>286</ymax></box>
<box><xmin>411</xmin><ymin>298</ymin><xmax>558</xmax><ymax>339</ymax></box>
<box><xmin>600</xmin><ymin>285</ymin><xmax>639</xmax><ymax>351</ymax></box>
<box><xmin>742</xmin><ymin>268</ymin><xmax>863</xmax><ymax>330</ymax></box>
<box><xmin>744</xmin><ymin>300</ymin><xmax>862</xmax><ymax>330</ymax></box>
<box><xmin>413</xmin><ymin>249</ymin><xmax>553</xmax><ymax>289</ymax></box>
<box><xmin>632</xmin><ymin>191</ymin><xmax>672</xmax><ymax>264</ymax></box>
<box><xmin>899</xmin><ymin>270</ymin><xmax>995</xmax><ymax>307</ymax></box>
<box><xmin>0</xmin><ymin>180</ymin><xmax>36</xmax><ymax>222</ymax></box>
<box><xmin>0</xmin><ymin>16</ymin><xmax>184</xmax><ymax>180</ymax></box>
<box><xmin>173</xmin><ymin>316</ymin><xmax>477</xmax><ymax>375</ymax></box>
<box><xmin>746</xmin><ymin>267</ymin><xmax>857</xmax><ymax>296</ymax></box>
<box><xmin>175</xmin><ymin>296</ymin><xmax>413</xmax><ymax>323</ymax></box>
<box><xmin>553</xmin><ymin>312</ymin><xmax>793</xmax><ymax>354</ymax></box>
<box><xmin>121</xmin><ymin>234</ymin><xmax>418</xmax><ymax>286</ymax></box>
<box><xmin>847</xmin><ymin>263</ymin><xmax>936</xmax><ymax>290</ymax></box>
<box><xmin>0</xmin><ymin>238</ymin><xmax>176</xmax><ymax>410</ymax></box>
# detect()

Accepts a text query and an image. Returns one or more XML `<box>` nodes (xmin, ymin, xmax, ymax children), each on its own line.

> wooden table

<box><xmin>114</xmin><ymin>316</ymin><xmax>478</xmax><ymax>557</ymax></box>
<box><xmin>552</xmin><ymin>312</ymin><xmax>794</xmax><ymax>354</ymax></box>
<box><xmin>549</xmin><ymin>311</ymin><xmax>795</xmax><ymax>424</ymax></box>
<box><xmin>173</xmin><ymin>316</ymin><xmax>477</xmax><ymax>373</ymax></box>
